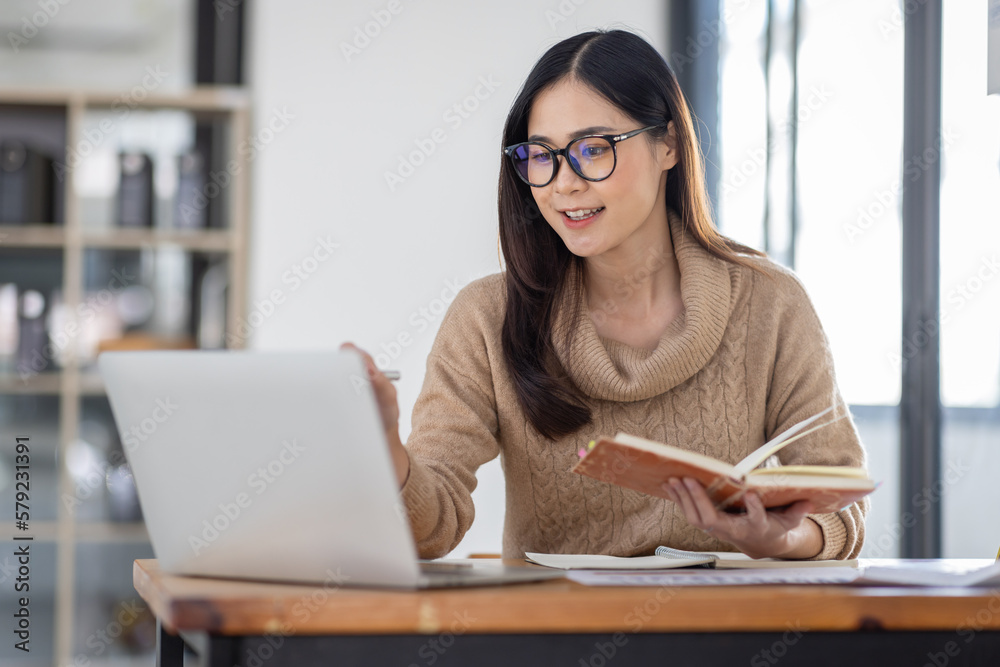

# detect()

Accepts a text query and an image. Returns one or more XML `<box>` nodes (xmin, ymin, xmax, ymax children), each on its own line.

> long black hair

<box><xmin>499</xmin><ymin>29</ymin><xmax>764</xmax><ymax>440</ymax></box>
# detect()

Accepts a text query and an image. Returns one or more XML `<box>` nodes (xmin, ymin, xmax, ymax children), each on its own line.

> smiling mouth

<box><xmin>563</xmin><ymin>207</ymin><xmax>605</xmax><ymax>221</ymax></box>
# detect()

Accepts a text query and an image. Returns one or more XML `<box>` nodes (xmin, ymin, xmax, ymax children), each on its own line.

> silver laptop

<box><xmin>98</xmin><ymin>349</ymin><xmax>560</xmax><ymax>589</ymax></box>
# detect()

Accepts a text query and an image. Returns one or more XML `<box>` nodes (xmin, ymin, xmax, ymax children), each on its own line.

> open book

<box><xmin>525</xmin><ymin>545</ymin><xmax>858</xmax><ymax>570</ymax></box>
<box><xmin>572</xmin><ymin>405</ymin><xmax>876</xmax><ymax>514</ymax></box>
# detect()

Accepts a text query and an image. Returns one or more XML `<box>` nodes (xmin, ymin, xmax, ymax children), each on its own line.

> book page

<box><xmin>748</xmin><ymin>465</ymin><xmax>869</xmax><ymax>478</ymax></box>
<box><xmin>732</xmin><ymin>405</ymin><xmax>843</xmax><ymax>478</ymax></box>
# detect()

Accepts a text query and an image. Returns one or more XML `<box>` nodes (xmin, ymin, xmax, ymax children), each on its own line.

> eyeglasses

<box><xmin>504</xmin><ymin>125</ymin><xmax>661</xmax><ymax>187</ymax></box>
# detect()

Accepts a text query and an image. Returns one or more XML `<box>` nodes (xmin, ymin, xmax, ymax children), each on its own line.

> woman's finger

<box><xmin>744</xmin><ymin>492</ymin><xmax>769</xmax><ymax>529</ymax></box>
<box><xmin>770</xmin><ymin>500</ymin><xmax>813</xmax><ymax>530</ymax></box>
<box><xmin>682</xmin><ymin>477</ymin><xmax>721</xmax><ymax>529</ymax></box>
<box><xmin>340</xmin><ymin>341</ymin><xmax>378</xmax><ymax>376</ymax></box>
<box><xmin>338</xmin><ymin>342</ymin><xmax>409</xmax><ymax>487</ymax></box>
<box><xmin>340</xmin><ymin>342</ymin><xmax>399</xmax><ymax>429</ymax></box>
<box><xmin>669</xmin><ymin>478</ymin><xmax>703</xmax><ymax>526</ymax></box>
<box><xmin>662</xmin><ymin>482</ymin><xmax>678</xmax><ymax>503</ymax></box>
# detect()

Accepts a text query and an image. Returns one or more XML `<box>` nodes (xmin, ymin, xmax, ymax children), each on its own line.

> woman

<box><xmin>345</xmin><ymin>29</ymin><xmax>868</xmax><ymax>561</ymax></box>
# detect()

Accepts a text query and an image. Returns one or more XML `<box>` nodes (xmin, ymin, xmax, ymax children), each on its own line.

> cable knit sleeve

<box><xmin>398</xmin><ymin>278</ymin><xmax>502</xmax><ymax>558</ymax></box>
<box><xmin>759</xmin><ymin>268</ymin><xmax>869</xmax><ymax>560</ymax></box>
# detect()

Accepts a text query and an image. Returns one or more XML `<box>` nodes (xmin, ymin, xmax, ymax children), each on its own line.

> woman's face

<box><xmin>525</xmin><ymin>77</ymin><xmax>677</xmax><ymax>260</ymax></box>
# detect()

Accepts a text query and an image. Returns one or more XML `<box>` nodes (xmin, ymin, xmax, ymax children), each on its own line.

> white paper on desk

<box><xmin>567</xmin><ymin>568</ymin><xmax>861</xmax><ymax>587</ymax></box>
<box><xmin>857</xmin><ymin>559</ymin><xmax>1000</xmax><ymax>587</ymax></box>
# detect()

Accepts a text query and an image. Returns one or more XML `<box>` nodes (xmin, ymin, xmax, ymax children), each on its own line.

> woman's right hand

<box><xmin>340</xmin><ymin>342</ymin><xmax>410</xmax><ymax>488</ymax></box>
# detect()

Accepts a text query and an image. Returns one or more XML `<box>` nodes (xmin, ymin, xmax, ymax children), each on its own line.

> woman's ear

<box><xmin>660</xmin><ymin>120</ymin><xmax>679</xmax><ymax>171</ymax></box>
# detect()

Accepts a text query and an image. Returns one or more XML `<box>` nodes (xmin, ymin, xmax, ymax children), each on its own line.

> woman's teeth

<box><xmin>565</xmin><ymin>207</ymin><xmax>603</xmax><ymax>220</ymax></box>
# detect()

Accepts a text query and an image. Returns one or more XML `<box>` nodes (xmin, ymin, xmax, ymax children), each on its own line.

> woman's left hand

<box><xmin>663</xmin><ymin>477</ymin><xmax>823</xmax><ymax>559</ymax></box>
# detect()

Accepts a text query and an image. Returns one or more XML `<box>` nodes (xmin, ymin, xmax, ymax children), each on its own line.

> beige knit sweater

<box><xmin>400</xmin><ymin>211</ymin><xmax>868</xmax><ymax>560</ymax></box>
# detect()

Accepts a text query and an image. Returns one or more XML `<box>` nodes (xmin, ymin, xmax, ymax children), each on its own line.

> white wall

<box><xmin>247</xmin><ymin>1</ymin><xmax>667</xmax><ymax>556</ymax></box>
<box><xmin>0</xmin><ymin>0</ymin><xmax>192</xmax><ymax>91</ymax></box>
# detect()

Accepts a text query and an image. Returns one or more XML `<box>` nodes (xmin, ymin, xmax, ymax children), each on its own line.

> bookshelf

<box><xmin>0</xmin><ymin>87</ymin><xmax>250</xmax><ymax>665</ymax></box>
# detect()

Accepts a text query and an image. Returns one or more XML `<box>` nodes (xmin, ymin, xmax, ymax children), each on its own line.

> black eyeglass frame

<box><xmin>503</xmin><ymin>125</ymin><xmax>663</xmax><ymax>187</ymax></box>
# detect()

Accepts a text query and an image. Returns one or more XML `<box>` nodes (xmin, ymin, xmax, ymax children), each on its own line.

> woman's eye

<box><xmin>529</xmin><ymin>152</ymin><xmax>553</xmax><ymax>164</ymax></box>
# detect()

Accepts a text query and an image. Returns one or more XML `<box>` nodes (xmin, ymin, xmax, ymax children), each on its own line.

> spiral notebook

<box><xmin>525</xmin><ymin>546</ymin><xmax>858</xmax><ymax>570</ymax></box>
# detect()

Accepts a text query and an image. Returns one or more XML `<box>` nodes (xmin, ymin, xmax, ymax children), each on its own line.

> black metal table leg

<box><xmin>204</xmin><ymin>635</ymin><xmax>238</xmax><ymax>667</ymax></box>
<box><xmin>156</xmin><ymin>619</ymin><xmax>184</xmax><ymax>667</ymax></box>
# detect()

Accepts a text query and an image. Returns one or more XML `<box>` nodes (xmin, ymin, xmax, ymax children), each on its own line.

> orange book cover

<box><xmin>572</xmin><ymin>407</ymin><xmax>876</xmax><ymax>514</ymax></box>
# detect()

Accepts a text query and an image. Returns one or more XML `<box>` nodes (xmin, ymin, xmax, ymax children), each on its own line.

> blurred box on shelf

<box><xmin>0</xmin><ymin>140</ymin><xmax>56</xmax><ymax>224</ymax></box>
<box><xmin>174</xmin><ymin>151</ymin><xmax>207</xmax><ymax>229</ymax></box>
<box><xmin>116</xmin><ymin>152</ymin><xmax>154</xmax><ymax>228</ymax></box>
<box><xmin>16</xmin><ymin>288</ymin><xmax>53</xmax><ymax>376</ymax></box>
<box><xmin>0</xmin><ymin>283</ymin><xmax>17</xmax><ymax>371</ymax></box>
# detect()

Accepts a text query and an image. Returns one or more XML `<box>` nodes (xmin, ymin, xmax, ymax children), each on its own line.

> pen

<box><xmin>383</xmin><ymin>370</ymin><xmax>400</xmax><ymax>381</ymax></box>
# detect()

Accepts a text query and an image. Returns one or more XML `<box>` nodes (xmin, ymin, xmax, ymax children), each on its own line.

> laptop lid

<box><xmin>98</xmin><ymin>349</ymin><xmax>423</xmax><ymax>588</ymax></box>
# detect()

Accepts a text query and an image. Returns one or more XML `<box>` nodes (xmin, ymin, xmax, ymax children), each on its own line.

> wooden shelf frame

<box><xmin>1</xmin><ymin>86</ymin><xmax>251</xmax><ymax>664</ymax></box>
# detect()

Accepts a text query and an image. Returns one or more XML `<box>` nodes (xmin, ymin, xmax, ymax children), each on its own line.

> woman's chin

<box><xmin>565</xmin><ymin>243</ymin><xmax>605</xmax><ymax>259</ymax></box>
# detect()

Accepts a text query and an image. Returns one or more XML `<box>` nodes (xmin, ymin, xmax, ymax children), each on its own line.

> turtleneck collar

<box><xmin>551</xmin><ymin>209</ymin><xmax>734</xmax><ymax>402</ymax></box>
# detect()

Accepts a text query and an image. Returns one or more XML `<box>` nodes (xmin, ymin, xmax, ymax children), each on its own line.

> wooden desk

<box><xmin>134</xmin><ymin>558</ymin><xmax>1000</xmax><ymax>666</ymax></box>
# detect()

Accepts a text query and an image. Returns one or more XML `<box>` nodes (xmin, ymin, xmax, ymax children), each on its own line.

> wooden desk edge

<box><xmin>134</xmin><ymin>559</ymin><xmax>182</xmax><ymax>634</ymax></box>
<box><xmin>133</xmin><ymin>559</ymin><xmax>1000</xmax><ymax>637</ymax></box>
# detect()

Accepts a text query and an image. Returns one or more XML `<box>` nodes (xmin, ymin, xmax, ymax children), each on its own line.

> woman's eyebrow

<box><xmin>527</xmin><ymin>126</ymin><xmax>616</xmax><ymax>143</ymax></box>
